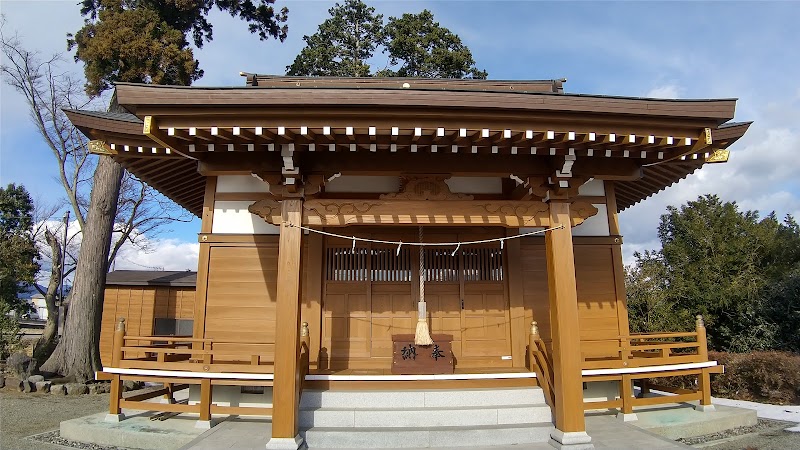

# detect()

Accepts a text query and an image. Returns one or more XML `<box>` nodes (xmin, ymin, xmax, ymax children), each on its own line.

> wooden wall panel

<box><xmin>519</xmin><ymin>239</ymin><xmax>625</xmax><ymax>358</ymax></box>
<box><xmin>204</xmin><ymin>244</ymin><xmax>279</xmax><ymax>353</ymax></box>
<box><xmin>100</xmin><ymin>285</ymin><xmax>197</xmax><ymax>366</ymax></box>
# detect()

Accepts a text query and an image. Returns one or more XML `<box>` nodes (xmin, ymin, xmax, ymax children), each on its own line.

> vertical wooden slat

<box><xmin>506</xmin><ymin>229</ymin><xmax>526</xmax><ymax>368</ymax></box>
<box><xmin>192</xmin><ymin>176</ymin><xmax>216</xmax><ymax>346</ymax></box>
<box><xmin>606</xmin><ymin>181</ymin><xmax>630</xmax><ymax>337</ymax></box>
<box><xmin>304</xmin><ymin>231</ymin><xmax>324</xmax><ymax>370</ymax></box>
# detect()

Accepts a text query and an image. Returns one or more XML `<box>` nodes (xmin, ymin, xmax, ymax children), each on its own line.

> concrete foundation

<box><xmin>61</xmin><ymin>412</ymin><xmax>206</xmax><ymax>450</ymax></box>
<box><xmin>626</xmin><ymin>403</ymin><xmax>757</xmax><ymax>440</ymax></box>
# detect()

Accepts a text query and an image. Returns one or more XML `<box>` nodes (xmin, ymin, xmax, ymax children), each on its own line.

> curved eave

<box><xmin>64</xmin><ymin>109</ymin><xmax>203</xmax><ymax>217</ymax></box>
<box><xmin>614</xmin><ymin>122</ymin><xmax>752</xmax><ymax>211</ymax></box>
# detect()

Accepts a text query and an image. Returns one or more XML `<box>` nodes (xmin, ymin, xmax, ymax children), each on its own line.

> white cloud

<box><xmin>646</xmin><ymin>84</ymin><xmax>684</xmax><ymax>99</ymax></box>
<box><xmin>620</xmin><ymin>123</ymin><xmax>800</xmax><ymax>263</ymax></box>
<box><xmin>34</xmin><ymin>219</ymin><xmax>199</xmax><ymax>285</ymax></box>
<box><xmin>111</xmin><ymin>237</ymin><xmax>199</xmax><ymax>272</ymax></box>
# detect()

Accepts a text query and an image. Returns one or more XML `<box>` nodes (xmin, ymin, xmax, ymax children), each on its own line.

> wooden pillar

<box><xmin>545</xmin><ymin>200</ymin><xmax>591</xmax><ymax>446</ymax></box>
<box><xmin>269</xmin><ymin>199</ymin><xmax>304</xmax><ymax>448</ymax></box>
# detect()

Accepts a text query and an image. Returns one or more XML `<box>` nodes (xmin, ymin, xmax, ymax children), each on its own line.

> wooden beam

<box><xmin>271</xmin><ymin>199</ymin><xmax>303</xmax><ymax>441</ymax></box>
<box><xmin>545</xmin><ymin>200</ymin><xmax>586</xmax><ymax>434</ymax></box>
<box><xmin>198</xmin><ymin>151</ymin><xmax>643</xmax><ymax>180</ymax></box>
<box><xmin>249</xmin><ymin>198</ymin><xmax>599</xmax><ymax>228</ymax></box>
<box><xmin>143</xmin><ymin>116</ymin><xmax>193</xmax><ymax>159</ymax></box>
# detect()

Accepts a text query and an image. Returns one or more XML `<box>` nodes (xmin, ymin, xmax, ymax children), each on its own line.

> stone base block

<box><xmin>694</xmin><ymin>404</ymin><xmax>716</xmax><ymax>412</ymax></box>
<box><xmin>195</xmin><ymin>419</ymin><xmax>216</xmax><ymax>429</ymax></box>
<box><xmin>616</xmin><ymin>412</ymin><xmax>639</xmax><ymax>422</ymax></box>
<box><xmin>265</xmin><ymin>434</ymin><xmax>305</xmax><ymax>450</ymax></box>
<box><xmin>549</xmin><ymin>429</ymin><xmax>594</xmax><ymax>450</ymax></box>
<box><xmin>104</xmin><ymin>413</ymin><xmax>125</xmax><ymax>423</ymax></box>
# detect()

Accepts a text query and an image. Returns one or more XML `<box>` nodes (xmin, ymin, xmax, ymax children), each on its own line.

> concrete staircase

<box><xmin>299</xmin><ymin>387</ymin><xmax>554</xmax><ymax>448</ymax></box>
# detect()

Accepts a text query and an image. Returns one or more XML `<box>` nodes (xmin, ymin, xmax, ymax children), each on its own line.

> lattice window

<box><xmin>424</xmin><ymin>249</ymin><xmax>459</xmax><ymax>282</ymax></box>
<box><xmin>325</xmin><ymin>247</ymin><xmax>368</xmax><ymax>281</ymax></box>
<box><xmin>462</xmin><ymin>248</ymin><xmax>504</xmax><ymax>281</ymax></box>
<box><xmin>371</xmin><ymin>247</ymin><xmax>412</xmax><ymax>282</ymax></box>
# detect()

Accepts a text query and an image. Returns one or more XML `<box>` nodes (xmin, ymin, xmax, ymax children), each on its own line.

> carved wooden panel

<box><xmin>380</xmin><ymin>175</ymin><xmax>473</xmax><ymax>201</ymax></box>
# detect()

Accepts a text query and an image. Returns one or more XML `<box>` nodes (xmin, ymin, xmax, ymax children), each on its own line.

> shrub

<box><xmin>710</xmin><ymin>350</ymin><xmax>800</xmax><ymax>405</ymax></box>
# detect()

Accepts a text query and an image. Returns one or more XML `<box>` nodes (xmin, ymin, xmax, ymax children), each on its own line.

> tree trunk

<box><xmin>40</xmin><ymin>155</ymin><xmax>123</xmax><ymax>381</ymax></box>
<box><xmin>32</xmin><ymin>229</ymin><xmax>62</xmax><ymax>368</ymax></box>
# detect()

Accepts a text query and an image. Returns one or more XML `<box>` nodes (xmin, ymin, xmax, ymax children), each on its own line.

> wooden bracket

<box><xmin>87</xmin><ymin>140</ymin><xmax>117</xmax><ymax>156</ymax></box>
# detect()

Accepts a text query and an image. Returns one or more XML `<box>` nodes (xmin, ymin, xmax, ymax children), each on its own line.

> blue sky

<box><xmin>2</xmin><ymin>1</ymin><xmax>799</xmax><ymax>271</ymax></box>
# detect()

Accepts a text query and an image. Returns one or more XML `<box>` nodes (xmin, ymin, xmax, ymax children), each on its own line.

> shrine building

<box><xmin>66</xmin><ymin>75</ymin><xmax>750</xmax><ymax>449</ymax></box>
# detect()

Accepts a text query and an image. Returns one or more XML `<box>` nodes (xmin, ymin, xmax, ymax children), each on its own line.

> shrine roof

<box><xmin>64</xmin><ymin>77</ymin><xmax>751</xmax><ymax>218</ymax></box>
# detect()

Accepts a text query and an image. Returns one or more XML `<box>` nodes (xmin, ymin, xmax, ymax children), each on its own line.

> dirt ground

<box><xmin>0</xmin><ymin>386</ymin><xmax>109</xmax><ymax>450</ymax></box>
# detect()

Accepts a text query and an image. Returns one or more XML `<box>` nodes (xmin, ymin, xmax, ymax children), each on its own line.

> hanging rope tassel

<box><xmin>415</xmin><ymin>225</ymin><xmax>433</xmax><ymax>346</ymax></box>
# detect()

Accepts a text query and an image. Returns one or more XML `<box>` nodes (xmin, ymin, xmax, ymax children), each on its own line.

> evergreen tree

<box><xmin>287</xmin><ymin>2</ymin><xmax>486</xmax><ymax>79</ymax></box>
<box><xmin>626</xmin><ymin>195</ymin><xmax>800</xmax><ymax>352</ymax></box>
<box><xmin>70</xmin><ymin>0</ymin><xmax>289</xmax><ymax>96</ymax></box>
<box><xmin>0</xmin><ymin>184</ymin><xmax>39</xmax><ymax>358</ymax></box>
<box><xmin>287</xmin><ymin>0</ymin><xmax>382</xmax><ymax>77</ymax></box>
<box><xmin>379</xmin><ymin>10</ymin><xmax>486</xmax><ymax>78</ymax></box>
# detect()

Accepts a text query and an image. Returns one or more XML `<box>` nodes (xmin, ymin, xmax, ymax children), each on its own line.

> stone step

<box><xmin>299</xmin><ymin>404</ymin><xmax>552</xmax><ymax>428</ymax></box>
<box><xmin>302</xmin><ymin>423</ymin><xmax>554</xmax><ymax>448</ymax></box>
<box><xmin>300</xmin><ymin>387</ymin><xmax>546</xmax><ymax>409</ymax></box>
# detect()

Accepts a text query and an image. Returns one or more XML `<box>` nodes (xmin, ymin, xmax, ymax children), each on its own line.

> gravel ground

<box><xmin>696</xmin><ymin>421</ymin><xmax>800</xmax><ymax>450</ymax></box>
<box><xmin>0</xmin><ymin>385</ymin><xmax>110</xmax><ymax>450</ymax></box>
<box><xmin>679</xmin><ymin>418</ymin><xmax>799</xmax><ymax>448</ymax></box>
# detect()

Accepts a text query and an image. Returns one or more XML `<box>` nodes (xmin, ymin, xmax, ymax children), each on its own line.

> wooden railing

<box><xmin>528</xmin><ymin>315</ymin><xmax>720</xmax><ymax>418</ymax></box>
<box><xmin>107</xmin><ymin>318</ymin><xmax>311</xmax><ymax>420</ymax></box>
<box><xmin>528</xmin><ymin>321</ymin><xmax>555</xmax><ymax>407</ymax></box>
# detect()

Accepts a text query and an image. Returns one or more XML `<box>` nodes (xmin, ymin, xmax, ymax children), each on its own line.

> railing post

<box><xmin>695</xmin><ymin>315</ymin><xmax>715</xmax><ymax>411</ymax></box>
<box><xmin>617</xmin><ymin>374</ymin><xmax>637</xmax><ymax>421</ymax></box>
<box><xmin>696</xmin><ymin>315</ymin><xmax>708</xmax><ymax>360</ymax></box>
<box><xmin>529</xmin><ymin>320</ymin><xmax>539</xmax><ymax>372</ymax></box>
<box><xmin>106</xmin><ymin>318</ymin><xmax>126</xmax><ymax>423</ymax></box>
<box><xmin>196</xmin><ymin>378</ymin><xmax>214</xmax><ymax>429</ymax></box>
<box><xmin>301</xmin><ymin>321</ymin><xmax>310</xmax><ymax>352</ymax></box>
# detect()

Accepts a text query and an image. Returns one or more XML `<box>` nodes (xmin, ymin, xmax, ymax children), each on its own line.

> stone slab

<box><xmin>353</xmin><ymin>406</ymin><xmax>499</xmax><ymax>428</ymax></box>
<box><xmin>423</xmin><ymin>387</ymin><xmax>546</xmax><ymax>407</ymax></box>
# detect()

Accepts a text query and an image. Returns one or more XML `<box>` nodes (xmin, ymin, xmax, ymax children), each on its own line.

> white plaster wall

<box><xmin>583</xmin><ymin>381</ymin><xmax>620</xmax><ymax>409</ymax></box>
<box><xmin>212</xmin><ymin>201</ymin><xmax>280</xmax><ymax>234</ymax></box>
<box><xmin>519</xmin><ymin>204</ymin><xmax>609</xmax><ymax>237</ymax></box>
<box><xmin>578</xmin><ymin>178</ymin><xmax>605</xmax><ymax>196</ymax></box>
<box><xmin>189</xmin><ymin>385</ymin><xmax>274</xmax><ymax>409</ymax></box>
<box><xmin>446</xmin><ymin>177</ymin><xmax>503</xmax><ymax>194</ymax></box>
<box><xmin>519</xmin><ymin>227</ymin><xmax>546</xmax><ymax>235</ymax></box>
<box><xmin>216</xmin><ymin>175</ymin><xmax>270</xmax><ymax>193</ymax></box>
<box><xmin>572</xmin><ymin>204</ymin><xmax>610</xmax><ymax>237</ymax></box>
<box><xmin>325</xmin><ymin>176</ymin><xmax>400</xmax><ymax>193</ymax></box>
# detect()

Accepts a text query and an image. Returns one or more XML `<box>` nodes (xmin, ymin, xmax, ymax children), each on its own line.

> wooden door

<box><xmin>322</xmin><ymin>228</ymin><xmax>511</xmax><ymax>370</ymax></box>
<box><xmin>423</xmin><ymin>247</ymin><xmax>464</xmax><ymax>363</ymax></box>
